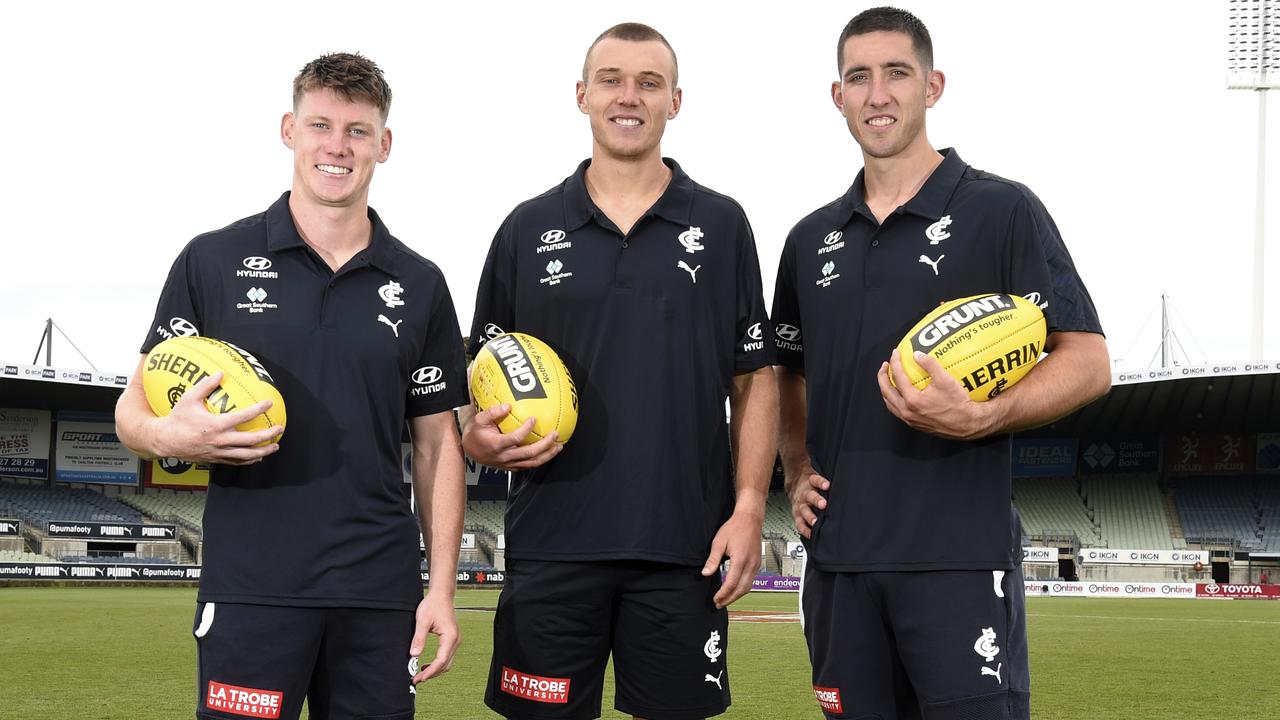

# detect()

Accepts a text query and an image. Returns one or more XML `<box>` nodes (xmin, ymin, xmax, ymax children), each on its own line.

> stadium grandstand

<box><xmin>2</xmin><ymin>358</ymin><xmax>1279</xmax><ymax>589</ymax></box>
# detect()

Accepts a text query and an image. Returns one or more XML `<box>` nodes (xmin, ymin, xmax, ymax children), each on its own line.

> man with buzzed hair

<box><xmin>116</xmin><ymin>52</ymin><xmax>468</xmax><ymax>719</ymax></box>
<box><xmin>463</xmin><ymin>22</ymin><xmax>778</xmax><ymax>720</ymax></box>
<box><xmin>774</xmin><ymin>7</ymin><xmax>1110</xmax><ymax>719</ymax></box>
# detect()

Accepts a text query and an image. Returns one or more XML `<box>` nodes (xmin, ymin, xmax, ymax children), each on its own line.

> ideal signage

<box><xmin>1011</xmin><ymin>438</ymin><xmax>1077</xmax><ymax>477</ymax></box>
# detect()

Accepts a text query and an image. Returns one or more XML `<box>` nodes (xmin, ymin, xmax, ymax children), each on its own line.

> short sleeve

<box><xmin>406</xmin><ymin>276</ymin><xmax>469</xmax><ymax>417</ymax></box>
<box><xmin>140</xmin><ymin>240</ymin><xmax>204</xmax><ymax>353</ymax></box>
<box><xmin>467</xmin><ymin>215</ymin><xmax>519</xmax><ymax>358</ymax></box>
<box><xmin>771</xmin><ymin>235</ymin><xmax>805</xmax><ymax>369</ymax></box>
<box><xmin>1006</xmin><ymin>192</ymin><xmax>1103</xmax><ymax>336</ymax></box>
<box><xmin>733</xmin><ymin>215</ymin><xmax>776</xmax><ymax>373</ymax></box>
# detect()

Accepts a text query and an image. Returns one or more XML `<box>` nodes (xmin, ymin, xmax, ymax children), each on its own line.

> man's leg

<box><xmin>800</xmin><ymin>563</ymin><xmax>916</xmax><ymax>719</ymax></box>
<box><xmin>611</xmin><ymin>562</ymin><xmax>731</xmax><ymax>720</ymax></box>
<box><xmin>884</xmin><ymin>569</ymin><xmax>1031</xmax><ymax>720</ymax></box>
<box><xmin>193</xmin><ymin>602</ymin><xmax>323</xmax><ymax>720</ymax></box>
<box><xmin>306</xmin><ymin>607</ymin><xmax>417</xmax><ymax>720</ymax></box>
<box><xmin>485</xmin><ymin>559</ymin><xmax>617</xmax><ymax>720</ymax></box>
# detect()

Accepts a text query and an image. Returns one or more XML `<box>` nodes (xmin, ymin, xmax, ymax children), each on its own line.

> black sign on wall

<box><xmin>44</xmin><ymin>522</ymin><xmax>177</xmax><ymax>541</ymax></box>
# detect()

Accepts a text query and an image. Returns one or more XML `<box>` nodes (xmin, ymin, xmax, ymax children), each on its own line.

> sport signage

<box><xmin>54</xmin><ymin>415</ymin><xmax>139</xmax><ymax>485</ymax></box>
<box><xmin>752</xmin><ymin>575</ymin><xmax>802</xmax><ymax>592</ymax></box>
<box><xmin>421</xmin><ymin>569</ymin><xmax>506</xmax><ymax>585</ymax></box>
<box><xmin>1011</xmin><ymin>438</ymin><xmax>1077</xmax><ymax>477</ymax></box>
<box><xmin>0</xmin><ymin>563</ymin><xmax>201</xmax><ymax>580</ymax></box>
<box><xmin>1166</xmin><ymin>433</ymin><xmax>1255</xmax><ymax>475</ymax></box>
<box><xmin>1022</xmin><ymin>547</ymin><xmax>1057</xmax><ymax>563</ymax></box>
<box><xmin>0</xmin><ymin>364</ymin><xmax>129</xmax><ymax>388</ymax></box>
<box><xmin>0</xmin><ymin>519</ymin><xmax>20</xmax><ymax>536</ymax></box>
<box><xmin>0</xmin><ymin>408</ymin><xmax>51</xmax><ymax>480</ymax></box>
<box><xmin>1078</xmin><ymin>548</ymin><xmax>1208</xmax><ymax>565</ymax></box>
<box><xmin>44</xmin><ymin>522</ymin><xmax>177</xmax><ymax>541</ymax></box>
<box><xmin>146</xmin><ymin>457</ymin><xmax>210</xmax><ymax>489</ymax></box>
<box><xmin>1112</xmin><ymin>361</ymin><xmax>1280</xmax><ymax>386</ymax></box>
<box><xmin>1196</xmin><ymin>583</ymin><xmax>1280</xmax><ymax>599</ymax></box>
<box><xmin>1258</xmin><ymin>433</ymin><xmax>1280</xmax><ymax>474</ymax></box>
<box><xmin>1078</xmin><ymin>437</ymin><xmax>1160</xmax><ymax>475</ymax></box>
<box><xmin>1023</xmin><ymin>581</ymin><xmax>1196</xmax><ymax>598</ymax></box>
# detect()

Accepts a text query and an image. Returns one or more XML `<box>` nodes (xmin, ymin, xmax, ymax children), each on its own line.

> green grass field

<box><xmin>1</xmin><ymin>587</ymin><xmax>1278</xmax><ymax>719</ymax></box>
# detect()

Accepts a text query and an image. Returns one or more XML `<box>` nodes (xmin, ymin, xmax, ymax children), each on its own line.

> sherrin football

<box><xmin>895</xmin><ymin>293</ymin><xmax>1046</xmax><ymax>402</ymax></box>
<box><xmin>470</xmin><ymin>332</ymin><xmax>577</xmax><ymax>445</ymax></box>
<box><xmin>142</xmin><ymin>336</ymin><xmax>286</xmax><ymax>442</ymax></box>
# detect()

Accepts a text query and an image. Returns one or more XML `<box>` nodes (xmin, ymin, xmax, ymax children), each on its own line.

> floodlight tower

<box><xmin>1228</xmin><ymin>0</ymin><xmax>1280</xmax><ymax>360</ymax></box>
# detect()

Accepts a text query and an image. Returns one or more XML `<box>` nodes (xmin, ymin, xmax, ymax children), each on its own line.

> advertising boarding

<box><xmin>0</xmin><ymin>408</ymin><xmax>51</xmax><ymax>480</ymax></box>
<box><xmin>54</xmin><ymin>413</ymin><xmax>139</xmax><ymax>485</ymax></box>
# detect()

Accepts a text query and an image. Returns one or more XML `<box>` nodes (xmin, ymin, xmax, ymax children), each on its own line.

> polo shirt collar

<box><xmin>563</xmin><ymin>157</ymin><xmax>695</xmax><ymax>231</ymax></box>
<box><xmin>832</xmin><ymin>147</ymin><xmax>969</xmax><ymax>227</ymax></box>
<box><xmin>264</xmin><ymin>191</ymin><xmax>400</xmax><ymax>276</ymax></box>
<box><xmin>900</xmin><ymin>148</ymin><xmax>966</xmax><ymax>220</ymax></box>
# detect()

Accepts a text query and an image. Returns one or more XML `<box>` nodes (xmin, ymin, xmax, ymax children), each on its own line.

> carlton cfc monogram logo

<box><xmin>925</xmin><ymin>215</ymin><xmax>952</xmax><ymax>244</ymax></box>
<box><xmin>679</xmin><ymin>226</ymin><xmax>706</xmax><ymax>253</ymax></box>
<box><xmin>379</xmin><ymin>281</ymin><xmax>405</xmax><ymax>308</ymax></box>
<box><xmin>703</xmin><ymin>630</ymin><xmax>723</xmax><ymax>662</ymax></box>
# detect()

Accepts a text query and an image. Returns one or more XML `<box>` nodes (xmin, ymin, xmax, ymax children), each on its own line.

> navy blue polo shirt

<box><xmin>469</xmin><ymin>158</ymin><xmax>775</xmax><ymax>565</ymax></box>
<box><xmin>141</xmin><ymin>192</ymin><xmax>468</xmax><ymax>610</ymax></box>
<box><xmin>772</xmin><ymin>149</ymin><xmax>1103</xmax><ymax>572</ymax></box>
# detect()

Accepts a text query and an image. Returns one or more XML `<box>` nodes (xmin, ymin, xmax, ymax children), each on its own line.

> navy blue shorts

<box><xmin>192</xmin><ymin>602</ymin><xmax>417</xmax><ymax>720</ymax></box>
<box><xmin>800</xmin><ymin>565</ymin><xmax>1030</xmax><ymax>720</ymax></box>
<box><xmin>485</xmin><ymin>559</ymin><xmax>731</xmax><ymax>720</ymax></box>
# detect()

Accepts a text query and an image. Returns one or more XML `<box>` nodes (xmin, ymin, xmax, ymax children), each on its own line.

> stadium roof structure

<box><xmin>1020</xmin><ymin>361</ymin><xmax>1280</xmax><ymax>438</ymax></box>
<box><xmin>0</xmin><ymin>362</ymin><xmax>128</xmax><ymax>414</ymax></box>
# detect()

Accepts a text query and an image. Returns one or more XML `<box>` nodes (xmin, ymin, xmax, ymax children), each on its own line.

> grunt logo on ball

<box><xmin>912</xmin><ymin>294</ymin><xmax>1041</xmax><ymax>396</ymax></box>
<box><xmin>489</xmin><ymin>336</ymin><xmax>548</xmax><ymax>401</ymax></box>
<box><xmin>222</xmin><ymin>342</ymin><xmax>276</xmax><ymax>384</ymax></box>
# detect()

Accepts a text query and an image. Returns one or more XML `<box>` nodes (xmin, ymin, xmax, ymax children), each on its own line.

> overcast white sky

<box><xmin>3</xmin><ymin>1</ymin><xmax>1277</xmax><ymax>374</ymax></box>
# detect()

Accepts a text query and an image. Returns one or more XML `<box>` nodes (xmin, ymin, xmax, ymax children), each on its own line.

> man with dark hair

<box><xmin>115</xmin><ymin>52</ymin><xmax>467</xmax><ymax>720</ymax></box>
<box><xmin>463</xmin><ymin>22</ymin><xmax>778</xmax><ymax>720</ymax></box>
<box><xmin>774</xmin><ymin>7</ymin><xmax>1110</xmax><ymax>719</ymax></box>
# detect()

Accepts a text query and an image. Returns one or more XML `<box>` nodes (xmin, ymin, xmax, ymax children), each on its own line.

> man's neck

<box><xmin>583</xmin><ymin>147</ymin><xmax>672</xmax><ymax>235</ymax></box>
<box><xmin>584</xmin><ymin>147</ymin><xmax>671</xmax><ymax>200</ymax></box>
<box><xmin>288</xmin><ymin>191</ymin><xmax>372</xmax><ymax>272</ymax></box>
<box><xmin>861</xmin><ymin>139</ymin><xmax>944</xmax><ymax>221</ymax></box>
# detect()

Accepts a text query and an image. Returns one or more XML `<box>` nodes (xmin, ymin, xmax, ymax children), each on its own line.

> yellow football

<box><xmin>895</xmin><ymin>293</ymin><xmax>1046</xmax><ymax>401</ymax></box>
<box><xmin>142</xmin><ymin>336</ymin><xmax>286</xmax><ymax>442</ymax></box>
<box><xmin>470</xmin><ymin>332</ymin><xmax>577</xmax><ymax>445</ymax></box>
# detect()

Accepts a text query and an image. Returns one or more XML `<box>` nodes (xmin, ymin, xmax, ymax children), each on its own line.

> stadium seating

<box><xmin>0</xmin><ymin>549</ymin><xmax>58</xmax><ymax>562</ymax></box>
<box><xmin>1174</xmin><ymin>476</ymin><xmax>1262</xmax><ymax>549</ymax></box>
<box><xmin>0</xmin><ymin>482</ymin><xmax>142</xmax><ymax>525</ymax></box>
<box><xmin>1012</xmin><ymin>477</ymin><xmax>1100</xmax><ymax>545</ymax></box>
<box><xmin>464</xmin><ymin>500</ymin><xmax>504</xmax><ymax>537</ymax></box>
<box><xmin>56</xmin><ymin>555</ymin><xmax>179</xmax><ymax>564</ymax></box>
<box><xmin>764</xmin><ymin>492</ymin><xmax>799</xmax><ymax>541</ymax></box>
<box><xmin>1083</xmin><ymin>475</ymin><xmax>1184</xmax><ymax>549</ymax></box>
<box><xmin>115</xmin><ymin>491</ymin><xmax>206</xmax><ymax>529</ymax></box>
<box><xmin>1258</xmin><ymin>480</ymin><xmax>1280</xmax><ymax>551</ymax></box>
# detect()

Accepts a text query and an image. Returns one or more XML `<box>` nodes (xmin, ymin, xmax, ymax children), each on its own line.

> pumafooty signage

<box><xmin>0</xmin><ymin>562</ymin><xmax>201</xmax><ymax>580</ymax></box>
<box><xmin>44</xmin><ymin>522</ymin><xmax>177</xmax><ymax>540</ymax></box>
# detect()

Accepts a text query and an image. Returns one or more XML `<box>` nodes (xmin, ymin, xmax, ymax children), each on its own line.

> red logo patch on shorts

<box><xmin>814</xmin><ymin>685</ymin><xmax>843</xmax><ymax>714</ymax></box>
<box><xmin>500</xmin><ymin>666</ymin><xmax>570</xmax><ymax>704</ymax></box>
<box><xmin>206</xmin><ymin>680</ymin><xmax>283</xmax><ymax>718</ymax></box>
